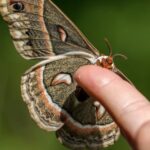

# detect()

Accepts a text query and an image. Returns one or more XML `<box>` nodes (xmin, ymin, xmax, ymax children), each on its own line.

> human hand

<box><xmin>74</xmin><ymin>65</ymin><xmax>150</xmax><ymax>150</ymax></box>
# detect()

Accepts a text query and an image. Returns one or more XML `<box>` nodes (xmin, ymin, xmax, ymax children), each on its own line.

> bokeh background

<box><xmin>0</xmin><ymin>0</ymin><xmax>150</xmax><ymax>150</ymax></box>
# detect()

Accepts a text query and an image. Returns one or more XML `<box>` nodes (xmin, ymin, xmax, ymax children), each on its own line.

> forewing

<box><xmin>0</xmin><ymin>0</ymin><xmax>98</xmax><ymax>59</ymax></box>
<box><xmin>43</xmin><ymin>0</ymin><xmax>98</xmax><ymax>55</ymax></box>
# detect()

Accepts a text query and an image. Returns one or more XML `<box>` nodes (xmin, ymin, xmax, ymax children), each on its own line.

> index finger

<box><xmin>74</xmin><ymin>65</ymin><xmax>150</xmax><ymax>145</ymax></box>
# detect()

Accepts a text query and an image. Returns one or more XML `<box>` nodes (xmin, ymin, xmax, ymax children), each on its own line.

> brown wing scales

<box><xmin>0</xmin><ymin>0</ymin><xmax>98</xmax><ymax>59</ymax></box>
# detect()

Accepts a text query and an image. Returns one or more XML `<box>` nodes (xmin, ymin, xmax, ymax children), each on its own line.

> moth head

<box><xmin>96</xmin><ymin>38</ymin><xmax>114</xmax><ymax>69</ymax></box>
<box><xmin>96</xmin><ymin>38</ymin><xmax>127</xmax><ymax>69</ymax></box>
<box><xmin>96</xmin><ymin>55</ymin><xmax>114</xmax><ymax>69</ymax></box>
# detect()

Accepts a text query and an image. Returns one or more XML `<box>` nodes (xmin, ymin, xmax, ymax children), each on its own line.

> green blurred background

<box><xmin>0</xmin><ymin>0</ymin><xmax>150</xmax><ymax>149</ymax></box>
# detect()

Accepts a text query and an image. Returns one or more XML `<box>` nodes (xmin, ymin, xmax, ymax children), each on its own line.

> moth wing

<box><xmin>56</xmin><ymin>96</ymin><xmax>120</xmax><ymax>150</ymax></box>
<box><xmin>21</xmin><ymin>53</ymin><xmax>119</xmax><ymax>149</ymax></box>
<box><xmin>21</xmin><ymin>53</ymin><xmax>92</xmax><ymax>131</ymax></box>
<box><xmin>0</xmin><ymin>0</ymin><xmax>98</xmax><ymax>60</ymax></box>
<box><xmin>42</xmin><ymin>0</ymin><xmax>99</xmax><ymax>55</ymax></box>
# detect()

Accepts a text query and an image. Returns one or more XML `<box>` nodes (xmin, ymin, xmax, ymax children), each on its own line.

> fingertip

<box><xmin>74</xmin><ymin>65</ymin><xmax>150</xmax><ymax>142</ymax></box>
<box><xmin>74</xmin><ymin>65</ymin><xmax>120</xmax><ymax>88</ymax></box>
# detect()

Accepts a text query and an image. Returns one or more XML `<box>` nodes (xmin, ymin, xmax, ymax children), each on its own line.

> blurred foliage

<box><xmin>0</xmin><ymin>0</ymin><xmax>150</xmax><ymax>150</ymax></box>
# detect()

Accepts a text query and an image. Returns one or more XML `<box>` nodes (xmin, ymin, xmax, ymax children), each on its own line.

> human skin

<box><xmin>74</xmin><ymin>65</ymin><xmax>150</xmax><ymax>150</ymax></box>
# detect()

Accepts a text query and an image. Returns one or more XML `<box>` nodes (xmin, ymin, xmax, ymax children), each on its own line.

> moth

<box><xmin>0</xmin><ymin>0</ymin><xmax>131</xmax><ymax>150</ymax></box>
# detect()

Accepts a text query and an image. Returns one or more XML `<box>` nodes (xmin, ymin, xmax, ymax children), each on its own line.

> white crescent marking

<box><xmin>51</xmin><ymin>73</ymin><xmax>72</xmax><ymax>86</ymax></box>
